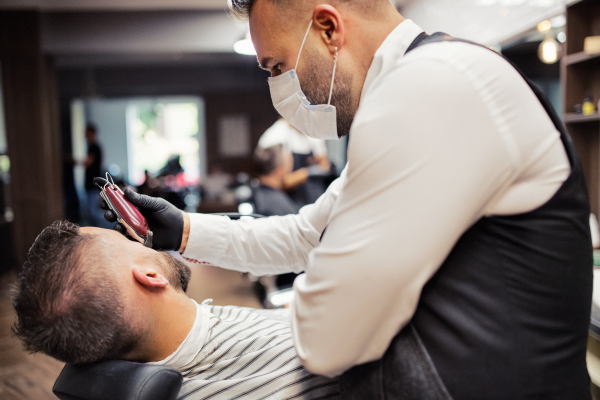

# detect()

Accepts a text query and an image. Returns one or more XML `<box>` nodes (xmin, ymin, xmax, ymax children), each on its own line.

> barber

<box><xmin>101</xmin><ymin>0</ymin><xmax>593</xmax><ymax>398</ymax></box>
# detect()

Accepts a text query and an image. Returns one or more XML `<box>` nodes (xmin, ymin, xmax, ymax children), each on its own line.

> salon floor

<box><xmin>0</xmin><ymin>263</ymin><xmax>262</xmax><ymax>400</ymax></box>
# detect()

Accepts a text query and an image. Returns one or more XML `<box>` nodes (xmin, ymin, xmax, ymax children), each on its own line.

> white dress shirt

<box><xmin>183</xmin><ymin>20</ymin><xmax>570</xmax><ymax>377</ymax></box>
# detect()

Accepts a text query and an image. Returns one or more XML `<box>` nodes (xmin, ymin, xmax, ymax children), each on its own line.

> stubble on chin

<box><xmin>154</xmin><ymin>252</ymin><xmax>192</xmax><ymax>293</ymax></box>
<box><xmin>301</xmin><ymin>48</ymin><xmax>355</xmax><ymax>138</ymax></box>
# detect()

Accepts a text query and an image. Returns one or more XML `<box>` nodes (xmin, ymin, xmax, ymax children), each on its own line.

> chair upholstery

<box><xmin>53</xmin><ymin>360</ymin><xmax>183</xmax><ymax>400</ymax></box>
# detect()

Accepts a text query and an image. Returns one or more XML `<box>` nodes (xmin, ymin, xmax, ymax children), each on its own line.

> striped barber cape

<box><xmin>166</xmin><ymin>303</ymin><xmax>340</xmax><ymax>400</ymax></box>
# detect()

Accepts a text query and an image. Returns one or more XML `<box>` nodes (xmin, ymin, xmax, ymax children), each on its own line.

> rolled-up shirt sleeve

<box><xmin>290</xmin><ymin>58</ymin><xmax>519</xmax><ymax>377</ymax></box>
<box><xmin>182</xmin><ymin>168</ymin><xmax>346</xmax><ymax>276</ymax></box>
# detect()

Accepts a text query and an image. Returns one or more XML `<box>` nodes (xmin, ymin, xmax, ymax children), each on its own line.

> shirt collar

<box><xmin>360</xmin><ymin>19</ymin><xmax>424</xmax><ymax>103</ymax></box>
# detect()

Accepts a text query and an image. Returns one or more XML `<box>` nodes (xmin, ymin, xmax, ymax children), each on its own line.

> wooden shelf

<box><xmin>564</xmin><ymin>112</ymin><xmax>600</xmax><ymax>123</ymax></box>
<box><xmin>562</xmin><ymin>0</ymin><xmax>600</xmax><ymax>216</ymax></box>
<box><xmin>565</xmin><ymin>51</ymin><xmax>600</xmax><ymax>66</ymax></box>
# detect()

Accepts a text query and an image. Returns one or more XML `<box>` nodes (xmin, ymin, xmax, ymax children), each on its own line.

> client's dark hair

<box><xmin>12</xmin><ymin>220</ymin><xmax>138</xmax><ymax>364</ymax></box>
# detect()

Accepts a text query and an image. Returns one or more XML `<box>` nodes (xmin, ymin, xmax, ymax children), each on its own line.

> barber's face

<box><xmin>250</xmin><ymin>0</ymin><xmax>355</xmax><ymax>137</ymax></box>
<box><xmin>300</xmin><ymin>44</ymin><xmax>354</xmax><ymax>137</ymax></box>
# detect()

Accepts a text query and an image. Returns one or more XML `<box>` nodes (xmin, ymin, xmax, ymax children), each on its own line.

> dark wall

<box><xmin>502</xmin><ymin>40</ymin><xmax>562</xmax><ymax>115</ymax></box>
<box><xmin>0</xmin><ymin>11</ymin><xmax>64</xmax><ymax>265</ymax></box>
<box><xmin>57</xmin><ymin>59</ymin><xmax>279</xmax><ymax>177</ymax></box>
<box><xmin>57</xmin><ymin>60</ymin><xmax>271</xmax><ymax>98</ymax></box>
<box><xmin>205</xmin><ymin>92</ymin><xmax>279</xmax><ymax>175</ymax></box>
<box><xmin>502</xmin><ymin>41</ymin><xmax>561</xmax><ymax>80</ymax></box>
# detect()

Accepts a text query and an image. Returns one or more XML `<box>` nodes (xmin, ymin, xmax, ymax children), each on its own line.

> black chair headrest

<box><xmin>53</xmin><ymin>360</ymin><xmax>183</xmax><ymax>400</ymax></box>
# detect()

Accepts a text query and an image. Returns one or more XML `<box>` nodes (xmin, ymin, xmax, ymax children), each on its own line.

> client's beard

<box><xmin>301</xmin><ymin>47</ymin><xmax>355</xmax><ymax>138</ymax></box>
<box><xmin>153</xmin><ymin>252</ymin><xmax>192</xmax><ymax>293</ymax></box>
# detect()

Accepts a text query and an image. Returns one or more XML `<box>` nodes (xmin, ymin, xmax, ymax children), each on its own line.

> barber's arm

<box><xmin>290</xmin><ymin>60</ymin><xmax>517</xmax><ymax>377</ymax></box>
<box><xmin>101</xmin><ymin>169</ymin><xmax>345</xmax><ymax>276</ymax></box>
<box><xmin>182</xmin><ymin>171</ymin><xmax>344</xmax><ymax>275</ymax></box>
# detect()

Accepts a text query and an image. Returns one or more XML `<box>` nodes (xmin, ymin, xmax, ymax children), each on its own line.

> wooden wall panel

<box><xmin>0</xmin><ymin>11</ymin><xmax>63</xmax><ymax>265</ymax></box>
<box><xmin>204</xmin><ymin>92</ymin><xmax>279</xmax><ymax>176</ymax></box>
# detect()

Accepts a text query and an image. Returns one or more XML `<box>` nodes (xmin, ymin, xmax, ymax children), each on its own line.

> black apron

<box><xmin>288</xmin><ymin>151</ymin><xmax>327</xmax><ymax>206</ymax></box>
<box><xmin>339</xmin><ymin>33</ymin><xmax>593</xmax><ymax>400</ymax></box>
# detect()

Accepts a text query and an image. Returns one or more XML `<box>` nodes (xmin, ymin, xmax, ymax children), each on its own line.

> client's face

<box><xmin>79</xmin><ymin>227</ymin><xmax>191</xmax><ymax>294</ymax></box>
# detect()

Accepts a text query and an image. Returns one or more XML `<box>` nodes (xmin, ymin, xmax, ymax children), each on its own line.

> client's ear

<box><xmin>132</xmin><ymin>266</ymin><xmax>169</xmax><ymax>288</ymax></box>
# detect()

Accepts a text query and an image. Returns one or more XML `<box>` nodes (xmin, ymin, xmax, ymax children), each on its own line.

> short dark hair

<box><xmin>228</xmin><ymin>0</ymin><xmax>257</xmax><ymax>21</ymax></box>
<box><xmin>85</xmin><ymin>124</ymin><xmax>97</xmax><ymax>135</ymax></box>
<box><xmin>11</xmin><ymin>221</ymin><xmax>138</xmax><ymax>365</ymax></box>
<box><xmin>228</xmin><ymin>0</ymin><xmax>304</xmax><ymax>21</ymax></box>
<box><xmin>254</xmin><ymin>144</ymin><xmax>285</xmax><ymax>176</ymax></box>
<box><xmin>227</xmin><ymin>0</ymin><xmax>385</xmax><ymax>21</ymax></box>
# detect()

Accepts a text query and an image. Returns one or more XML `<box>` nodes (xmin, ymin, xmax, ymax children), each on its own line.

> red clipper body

<box><xmin>96</xmin><ymin>173</ymin><xmax>153</xmax><ymax>248</ymax></box>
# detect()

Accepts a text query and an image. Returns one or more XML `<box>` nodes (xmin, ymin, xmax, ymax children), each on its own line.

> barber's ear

<box><xmin>132</xmin><ymin>266</ymin><xmax>169</xmax><ymax>288</ymax></box>
<box><xmin>312</xmin><ymin>5</ymin><xmax>345</xmax><ymax>53</ymax></box>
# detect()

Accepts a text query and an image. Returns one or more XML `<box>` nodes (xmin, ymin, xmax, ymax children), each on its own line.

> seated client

<box><xmin>253</xmin><ymin>144</ymin><xmax>300</xmax><ymax>217</ymax></box>
<box><xmin>12</xmin><ymin>221</ymin><xmax>339</xmax><ymax>399</ymax></box>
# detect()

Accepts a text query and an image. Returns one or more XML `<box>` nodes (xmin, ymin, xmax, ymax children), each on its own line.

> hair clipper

<box><xmin>95</xmin><ymin>173</ymin><xmax>153</xmax><ymax>248</ymax></box>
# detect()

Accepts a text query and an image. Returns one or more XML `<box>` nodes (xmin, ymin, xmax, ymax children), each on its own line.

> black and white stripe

<box><xmin>173</xmin><ymin>306</ymin><xmax>340</xmax><ymax>400</ymax></box>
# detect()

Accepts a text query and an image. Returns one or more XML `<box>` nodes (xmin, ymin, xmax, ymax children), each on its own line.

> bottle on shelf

<box><xmin>583</xmin><ymin>91</ymin><xmax>596</xmax><ymax>116</ymax></box>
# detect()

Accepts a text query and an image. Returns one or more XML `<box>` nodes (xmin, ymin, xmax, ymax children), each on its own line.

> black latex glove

<box><xmin>94</xmin><ymin>177</ymin><xmax>184</xmax><ymax>251</ymax></box>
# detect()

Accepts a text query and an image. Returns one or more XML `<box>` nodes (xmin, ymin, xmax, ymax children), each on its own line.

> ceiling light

<box><xmin>234</xmin><ymin>32</ymin><xmax>256</xmax><ymax>56</ymax></box>
<box><xmin>557</xmin><ymin>32</ymin><xmax>566</xmax><ymax>43</ymax></box>
<box><xmin>537</xmin><ymin>20</ymin><xmax>552</xmax><ymax>33</ymax></box>
<box><xmin>538</xmin><ymin>36</ymin><xmax>561</xmax><ymax>64</ymax></box>
<box><xmin>550</xmin><ymin>15</ymin><xmax>566</xmax><ymax>28</ymax></box>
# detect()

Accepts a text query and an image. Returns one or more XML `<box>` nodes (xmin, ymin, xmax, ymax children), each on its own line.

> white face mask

<box><xmin>267</xmin><ymin>20</ymin><xmax>340</xmax><ymax>141</ymax></box>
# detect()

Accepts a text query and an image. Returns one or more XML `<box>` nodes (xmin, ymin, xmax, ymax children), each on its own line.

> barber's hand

<box><xmin>95</xmin><ymin>178</ymin><xmax>186</xmax><ymax>251</ymax></box>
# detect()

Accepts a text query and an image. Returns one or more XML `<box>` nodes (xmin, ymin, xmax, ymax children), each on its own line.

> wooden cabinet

<box><xmin>562</xmin><ymin>0</ymin><xmax>600</xmax><ymax>215</ymax></box>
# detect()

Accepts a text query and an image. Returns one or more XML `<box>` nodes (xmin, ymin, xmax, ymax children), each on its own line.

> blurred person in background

<box><xmin>137</xmin><ymin>170</ymin><xmax>160</xmax><ymax>197</ymax></box>
<box><xmin>253</xmin><ymin>144</ymin><xmax>300</xmax><ymax>217</ymax></box>
<box><xmin>202</xmin><ymin>163</ymin><xmax>233</xmax><ymax>202</ymax></box>
<box><xmin>259</xmin><ymin>118</ymin><xmax>330</xmax><ymax>206</ymax></box>
<box><xmin>157</xmin><ymin>155</ymin><xmax>187</xmax><ymax>211</ymax></box>
<box><xmin>253</xmin><ymin>144</ymin><xmax>302</xmax><ymax>289</ymax></box>
<box><xmin>81</xmin><ymin>124</ymin><xmax>111</xmax><ymax>229</ymax></box>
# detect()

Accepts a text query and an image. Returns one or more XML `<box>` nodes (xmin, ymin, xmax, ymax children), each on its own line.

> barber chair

<box><xmin>52</xmin><ymin>213</ymin><xmax>266</xmax><ymax>400</ymax></box>
<box><xmin>53</xmin><ymin>360</ymin><xmax>182</xmax><ymax>400</ymax></box>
